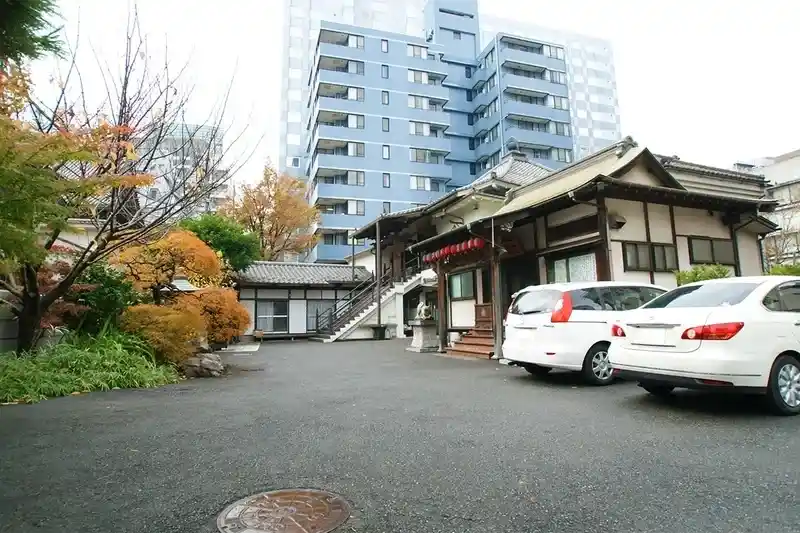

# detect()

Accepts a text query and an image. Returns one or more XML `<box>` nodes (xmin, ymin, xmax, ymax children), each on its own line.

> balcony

<box><xmin>501</xmin><ymin>70</ymin><xmax>568</xmax><ymax>98</ymax></box>
<box><xmin>474</xmin><ymin>138</ymin><xmax>501</xmax><ymax>161</ymax></box>
<box><xmin>500</xmin><ymin>46</ymin><xmax>565</xmax><ymax>72</ymax></box>
<box><xmin>406</xmin><ymin>104</ymin><xmax>449</xmax><ymax>126</ymax></box>
<box><xmin>312</xmin><ymin>57</ymin><xmax>364</xmax><ymax>88</ymax></box>
<box><xmin>503</xmin><ymin>97</ymin><xmax>570</xmax><ymax>123</ymax></box>
<box><xmin>309</xmin><ymin>140</ymin><xmax>363</xmax><ymax>176</ymax></box>
<box><xmin>405</xmin><ymin>55</ymin><xmax>448</xmax><ymax>78</ymax></box>
<box><xmin>407</xmin><ymin>131</ymin><xmax>450</xmax><ymax>152</ymax></box>
<box><xmin>473</xmin><ymin>113</ymin><xmax>500</xmax><ymax>135</ymax></box>
<box><xmin>407</xmin><ymin>152</ymin><xmax>452</xmax><ymax>180</ymax></box>
<box><xmin>314</xmin><ymin>243</ymin><xmax>365</xmax><ymax>262</ymax></box>
<box><xmin>505</xmin><ymin>123</ymin><xmax>573</xmax><ymax>150</ymax></box>
<box><xmin>319</xmin><ymin>212</ymin><xmax>364</xmax><ymax>229</ymax></box>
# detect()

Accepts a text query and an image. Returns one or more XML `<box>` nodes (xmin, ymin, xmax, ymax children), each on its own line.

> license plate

<box><xmin>507</xmin><ymin>315</ymin><xmax>522</xmax><ymax>327</ymax></box>
<box><xmin>633</xmin><ymin>327</ymin><xmax>667</xmax><ymax>346</ymax></box>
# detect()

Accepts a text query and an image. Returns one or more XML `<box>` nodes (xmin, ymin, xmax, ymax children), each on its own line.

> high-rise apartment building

<box><xmin>286</xmin><ymin>0</ymin><xmax>621</xmax><ymax>262</ymax></box>
<box><xmin>280</xmin><ymin>0</ymin><xmax>429</xmax><ymax>178</ymax></box>
<box><xmin>479</xmin><ymin>15</ymin><xmax>621</xmax><ymax>159</ymax></box>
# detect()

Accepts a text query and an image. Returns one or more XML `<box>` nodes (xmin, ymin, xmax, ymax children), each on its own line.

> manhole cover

<box><xmin>217</xmin><ymin>489</ymin><xmax>351</xmax><ymax>533</ymax></box>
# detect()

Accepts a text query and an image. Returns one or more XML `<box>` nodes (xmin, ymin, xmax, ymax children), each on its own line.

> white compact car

<box><xmin>608</xmin><ymin>276</ymin><xmax>800</xmax><ymax>415</ymax></box>
<box><xmin>503</xmin><ymin>281</ymin><xmax>667</xmax><ymax>385</ymax></box>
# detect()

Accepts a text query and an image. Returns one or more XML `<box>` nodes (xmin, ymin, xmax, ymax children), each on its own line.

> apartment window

<box><xmin>689</xmin><ymin>238</ymin><xmax>736</xmax><ymax>265</ymax></box>
<box><xmin>623</xmin><ymin>243</ymin><xmax>678</xmax><ymax>272</ymax></box>
<box><xmin>347</xmin><ymin>87</ymin><xmax>365</xmax><ymax>101</ymax></box>
<box><xmin>465</xmin><ymin>66</ymin><xmax>472</xmax><ymax>78</ymax></box>
<box><xmin>408</xmin><ymin>95</ymin><xmax>428</xmax><ymax>109</ymax></box>
<box><xmin>381</xmin><ymin>90</ymin><xmax>389</xmax><ymax>105</ymax></box>
<box><xmin>553</xmin><ymin>96</ymin><xmax>569</xmax><ymax>110</ymax></box>
<box><xmin>549</xmin><ymin>70</ymin><xmax>567</xmax><ymax>85</ymax></box>
<box><xmin>382</xmin><ymin>173</ymin><xmax>391</xmax><ymax>188</ymax></box>
<box><xmin>382</xmin><ymin>202</ymin><xmax>391</xmax><ymax>214</ymax></box>
<box><xmin>511</xmin><ymin>119</ymin><xmax>547</xmax><ymax>132</ymax></box>
<box><xmin>348</xmin><ymin>35</ymin><xmax>365</xmax><ymax>49</ymax></box>
<box><xmin>409</xmin><ymin>70</ymin><xmax>428</xmax><ymax>84</ymax></box>
<box><xmin>453</xmin><ymin>30</ymin><xmax>461</xmax><ymax>40</ymax></box>
<box><xmin>407</xmin><ymin>44</ymin><xmax>427</xmax><ymax>58</ymax></box>
<box><xmin>409</xmin><ymin>148</ymin><xmax>441</xmax><ymax>164</ymax></box>
<box><xmin>466</xmin><ymin>90</ymin><xmax>473</xmax><ymax>102</ymax></box>
<box><xmin>382</xmin><ymin>145</ymin><xmax>390</xmax><ymax>159</ymax></box>
<box><xmin>448</xmin><ymin>271</ymin><xmax>474</xmax><ymax>300</ymax></box>
<box><xmin>347</xmin><ymin>199</ymin><xmax>365</xmax><ymax>215</ymax></box>
<box><xmin>382</xmin><ymin>117</ymin><xmax>390</xmax><ymax>132</ymax></box>
<box><xmin>347</xmin><ymin>114</ymin><xmax>365</xmax><ymax>128</ymax></box>
<box><xmin>554</xmin><ymin>148</ymin><xmax>573</xmax><ymax>163</ymax></box>
<box><xmin>347</xmin><ymin>170</ymin><xmax>364</xmax><ymax>186</ymax></box>
<box><xmin>469</xmin><ymin>163</ymin><xmax>476</xmax><ymax>175</ymax></box>
<box><xmin>409</xmin><ymin>121</ymin><xmax>430</xmax><ymax>136</ymax></box>
<box><xmin>381</xmin><ymin>39</ymin><xmax>388</xmax><ymax>53</ymax></box>
<box><xmin>349</xmin><ymin>61</ymin><xmax>364</xmax><ymax>75</ymax></box>
<box><xmin>554</xmin><ymin>122</ymin><xmax>571</xmax><ymax>136</ymax></box>
<box><xmin>467</xmin><ymin>114</ymin><xmax>474</xmax><ymax>125</ymax></box>
<box><xmin>381</xmin><ymin>64</ymin><xmax>389</xmax><ymax>78</ymax></box>
<box><xmin>410</xmin><ymin>175</ymin><xmax>430</xmax><ymax>190</ymax></box>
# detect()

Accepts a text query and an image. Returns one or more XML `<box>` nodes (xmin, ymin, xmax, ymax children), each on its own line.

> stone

<box><xmin>182</xmin><ymin>353</ymin><xmax>225</xmax><ymax>378</ymax></box>
<box><xmin>406</xmin><ymin>319</ymin><xmax>439</xmax><ymax>353</ymax></box>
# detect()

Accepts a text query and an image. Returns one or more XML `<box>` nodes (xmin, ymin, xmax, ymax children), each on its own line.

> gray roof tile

<box><xmin>237</xmin><ymin>261</ymin><xmax>372</xmax><ymax>286</ymax></box>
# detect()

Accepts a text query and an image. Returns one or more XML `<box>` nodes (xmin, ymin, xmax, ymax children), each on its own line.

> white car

<box><xmin>503</xmin><ymin>281</ymin><xmax>667</xmax><ymax>385</ymax></box>
<box><xmin>608</xmin><ymin>276</ymin><xmax>800</xmax><ymax>415</ymax></box>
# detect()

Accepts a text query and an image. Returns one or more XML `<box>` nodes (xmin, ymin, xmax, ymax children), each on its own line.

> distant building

<box><xmin>137</xmin><ymin>123</ymin><xmax>231</xmax><ymax>219</ymax></box>
<box><xmin>299</xmin><ymin>0</ymin><xmax>623</xmax><ymax>262</ymax></box>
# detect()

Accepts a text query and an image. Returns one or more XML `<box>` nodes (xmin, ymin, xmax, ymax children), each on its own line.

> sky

<box><xmin>38</xmin><ymin>0</ymin><xmax>800</xmax><ymax>186</ymax></box>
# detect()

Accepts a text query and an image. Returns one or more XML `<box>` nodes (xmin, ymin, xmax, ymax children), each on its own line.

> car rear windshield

<box><xmin>510</xmin><ymin>290</ymin><xmax>562</xmax><ymax>315</ymax></box>
<box><xmin>642</xmin><ymin>282</ymin><xmax>761</xmax><ymax>309</ymax></box>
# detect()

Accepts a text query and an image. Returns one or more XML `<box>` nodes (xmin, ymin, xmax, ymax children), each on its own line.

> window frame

<box><xmin>255</xmin><ymin>299</ymin><xmax>289</xmax><ymax>334</ymax></box>
<box><xmin>688</xmin><ymin>237</ymin><xmax>736</xmax><ymax>266</ymax></box>
<box><xmin>382</xmin><ymin>145</ymin><xmax>390</xmax><ymax>159</ymax></box>
<box><xmin>381</xmin><ymin>64</ymin><xmax>389</xmax><ymax>78</ymax></box>
<box><xmin>448</xmin><ymin>271</ymin><xmax>475</xmax><ymax>301</ymax></box>
<box><xmin>382</xmin><ymin>173</ymin><xmax>391</xmax><ymax>188</ymax></box>
<box><xmin>381</xmin><ymin>91</ymin><xmax>389</xmax><ymax>105</ymax></box>
<box><xmin>381</xmin><ymin>39</ymin><xmax>388</xmax><ymax>53</ymax></box>
<box><xmin>622</xmin><ymin>242</ymin><xmax>678</xmax><ymax>272</ymax></box>
<box><xmin>382</xmin><ymin>117</ymin><xmax>390</xmax><ymax>132</ymax></box>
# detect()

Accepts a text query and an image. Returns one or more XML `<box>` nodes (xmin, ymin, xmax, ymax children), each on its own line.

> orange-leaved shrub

<box><xmin>175</xmin><ymin>288</ymin><xmax>250</xmax><ymax>344</ymax></box>
<box><xmin>120</xmin><ymin>304</ymin><xmax>205</xmax><ymax>363</ymax></box>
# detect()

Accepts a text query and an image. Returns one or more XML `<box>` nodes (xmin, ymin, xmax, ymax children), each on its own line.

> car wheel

<box><xmin>582</xmin><ymin>343</ymin><xmax>614</xmax><ymax>386</ymax></box>
<box><xmin>639</xmin><ymin>382</ymin><xmax>675</xmax><ymax>397</ymax></box>
<box><xmin>523</xmin><ymin>364</ymin><xmax>551</xmax><ymax>376</ymax></box>
<box><xmin>766</xmin><ymin>354</ymin><xmax>800</xmax><ymax>416</ymax></box>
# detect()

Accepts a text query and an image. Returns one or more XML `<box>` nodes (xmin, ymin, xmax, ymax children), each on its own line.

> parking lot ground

<box><xmin>1</xmin><ymin>339</ymin><xmax>799</xmax><ymax>533</ymax></box>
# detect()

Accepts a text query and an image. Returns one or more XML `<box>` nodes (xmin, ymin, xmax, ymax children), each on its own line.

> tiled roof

<box><xmin>237</xmin><ymin>261</ymin><xmax>372</xmax><ymax>286</ymax></box>
<box><xmin>469</xmin><ymin>152</ymin><xmax>552</xmax><ymax>189</ymax></box>
<box><xmin>655</xmin><ymin>155</ymin><xmax>766</xmax><ymax>182</ymax></box>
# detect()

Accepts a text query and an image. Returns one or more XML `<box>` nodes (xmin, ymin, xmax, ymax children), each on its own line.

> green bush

<box><xmin>68</xmin><ymin>262</ymin><xmax>140</xmax><ymax>333</ymax></box>
<box><xmin>0</xmin><ymin>331</ymin><xmax>179</xmax><ymax>403</ymax></box>
<box><xmin>675</xmin><ymin>264</ymin><xmax>731</xmax><ymax>286</ymax></box>
<box><xmin>768</xmin><ymin>264</ymin><xmax>800</xmax><ymax>276</ymax></box>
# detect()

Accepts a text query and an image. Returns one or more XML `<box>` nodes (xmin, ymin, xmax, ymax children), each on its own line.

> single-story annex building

<box><xmin>236</xmin><ymin>261</ymin><xmax>372</xmax><ymax>339</ymax></box>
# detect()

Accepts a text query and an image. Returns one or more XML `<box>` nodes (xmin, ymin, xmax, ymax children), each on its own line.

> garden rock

<box><xmin>182</xmin><ymin>353</ymin><xmax>225</xmax><ymax>378</ymax></box>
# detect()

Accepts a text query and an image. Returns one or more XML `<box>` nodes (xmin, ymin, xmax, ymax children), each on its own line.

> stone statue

<box><xmin>415</xmin><ymin>298</ymin><xmax>432</xmax><ymax>320</ymax></box>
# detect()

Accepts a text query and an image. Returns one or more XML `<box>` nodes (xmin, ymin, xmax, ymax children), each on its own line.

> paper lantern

<box><xmin>424</xmin><ymin>253</ymin><xmax>430</xmax><ymax>263</ymax></box>
<box><xmin>456</xmin><ymin>243</ymin><xmax>463</xmax><ymax>253</ymax></box>
<box><xmin>475</xmin><ymin>238</ymin><xmax>485</xmax><ymax>249</ymax></box>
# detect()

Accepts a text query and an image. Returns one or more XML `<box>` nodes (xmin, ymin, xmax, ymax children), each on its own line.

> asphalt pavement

<box><xmin>1</xmin><ymin>339</ymin><xmax>798</xmax><ymax>533</ymax></box>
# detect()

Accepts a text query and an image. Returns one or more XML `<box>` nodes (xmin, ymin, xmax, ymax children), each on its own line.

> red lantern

<box><xmin>462</xmin><ymin>240</ymin><xmax>469</xmax><ymax>251</ymax></box>
<box><xmin>424</xmin><ymin>253</ymin><xmax>430</xmax><ymax>263</ymax></box>
<box><xmin>464</xmin><ymin>239</ymin><xmax>473</xmax><ymax>251</ymax></box>
<box><xmin>434</xmin><ymin>250</ymin><xmax>440</xmax><ymax>260</ymax></box>
<box><xmin>456</xmin><ymin>243</ymin><xmax>463</xmax><ymax>253</ymax></box>
<box><xmin>475</xmin><ymin>238</ymin><xmax>485</xmax><ymax>249</ymax></box>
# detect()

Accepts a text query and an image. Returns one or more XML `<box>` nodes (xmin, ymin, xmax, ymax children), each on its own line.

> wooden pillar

<box><xmin>491</xmin><ymin>249</ymin><xmax>504</xmax><ymax>360</ymax></box>
<box><xmin>436</xmin><ymin>261</ymin><xmax>448</xmax><ymax>352</ymax></box>
<box><xmin>596</xmin><ymin>193</ymin><xmax>612</xmax><ymax>281</ymax></box>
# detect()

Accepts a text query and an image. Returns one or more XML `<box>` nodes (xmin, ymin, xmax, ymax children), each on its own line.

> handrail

<box><xmin>314</xmin><ymin>270</ymin><xmax>395</xmax><ymax>334</ymax></box>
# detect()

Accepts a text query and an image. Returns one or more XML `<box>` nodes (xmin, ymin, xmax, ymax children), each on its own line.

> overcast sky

<box><xmin>40</xmin><ymin>0</ymin><xmax>800</xmax><ymax>185</ymax></box>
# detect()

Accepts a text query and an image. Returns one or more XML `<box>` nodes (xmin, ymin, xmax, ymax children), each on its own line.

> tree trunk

<box><xmin>152</xmin><ymin>285</ymin><xmax>162</xmax><ymax>305</ymax></box>
<box><xmin>16</xmin><ymin>293</ymin><xmax>42</xmax><ymax>353</ymax></box>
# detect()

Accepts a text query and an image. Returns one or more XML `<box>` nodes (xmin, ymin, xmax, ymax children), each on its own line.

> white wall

<box><xmin>349</xmin><ymin>250</ymin><xmax>375</xmax><ymax>274</ymax></box>
<box><xmin>450</xmin><ymin>299</ymin><xmax>475</xmax><ymax>328</ymax></box>
<box><xmin>289</xmin><ymin>300</ymin><xmax>306</xmax><ymax>334</ymax></box>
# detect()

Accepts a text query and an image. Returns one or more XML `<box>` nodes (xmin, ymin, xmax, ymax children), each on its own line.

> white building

<box><xmin>479</xmin><ymin>15</ymin><xmax>621</xmax><ymax>159</ymax></box>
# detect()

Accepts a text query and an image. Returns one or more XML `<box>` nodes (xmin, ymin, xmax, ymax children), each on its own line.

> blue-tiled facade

<box><xmin>302</xmin><ymin>0</ymin><xmax>574</xmax><ymax>262</ymax></box>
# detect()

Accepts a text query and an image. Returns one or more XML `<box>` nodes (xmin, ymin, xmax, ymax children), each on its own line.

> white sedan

<box><xmin>609</xmin><ymin>276</ymin><xmax>800</xmax><ymax>415</ymax></box>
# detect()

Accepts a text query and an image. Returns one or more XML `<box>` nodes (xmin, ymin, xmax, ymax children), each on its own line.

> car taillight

<box><xmin>681</xmin><ymin>322</ymin><xmax>744</xmax><ymax>341</ymax></box>
<box><xmin>550</xmin><ymin>291</ymin><xmax>573</xmax><ymax>323</ymax></box>
<box><xmin>611</xmin><ymin>324</ymin><xmax>626</xmax><ymax>337</ymax></box>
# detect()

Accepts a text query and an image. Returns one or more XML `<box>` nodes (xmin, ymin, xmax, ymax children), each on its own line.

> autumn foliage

<box><xmin>176</xmin><ymin>288</ymin><xmax>249</xmax><ymax>344</ymax></box>
<box><xmin>120</xmin><ymin>304</ymin><xmax>205</xmax><ymax>363</ymax></box>
<box><xmin>116</xmin><ymin>230</ymin><xmax>222</xmax><ymax>299</ymax></box>
<box><xmin>220</xmin><ymin>167</ymin><xmax>319</xmax><ymax>260</ymax></box>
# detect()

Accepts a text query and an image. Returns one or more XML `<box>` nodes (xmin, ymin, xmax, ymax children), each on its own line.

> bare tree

<box><xmin>763</xmin><ymin>208</ymin><xmax>799</xmax><ymax>270</ymax></box>
<box><xmin>0</xmin><ymin>10</ymin><xmax>255</xmax><ymax>351</ymax></box>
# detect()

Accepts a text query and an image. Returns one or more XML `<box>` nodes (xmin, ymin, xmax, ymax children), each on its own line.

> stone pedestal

<box><xmin>406</xmin><ymin>319</ymin><xmax>439</xmax><ymax>353</ymax></box>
